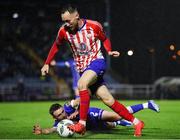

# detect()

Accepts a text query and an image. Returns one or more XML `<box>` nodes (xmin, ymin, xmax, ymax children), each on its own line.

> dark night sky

<box><xmin>111</xmin><ymin>0</ymin><xmax>180</xmax><ymax>84</ymax></box>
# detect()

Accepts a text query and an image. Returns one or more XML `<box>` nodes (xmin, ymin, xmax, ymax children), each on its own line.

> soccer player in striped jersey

<box><xmin>41</xmin><ymin>4</ymin><xmax>144</xmax><ymax>136</ymax></box>
<box><xmin>33</xmin><ymin>100</ymin><xmax>160</xmax><ymax>135</ymax></box>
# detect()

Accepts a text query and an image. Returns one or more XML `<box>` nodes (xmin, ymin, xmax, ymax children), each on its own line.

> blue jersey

<box><xmin>53</xmin><ymin>104</ymin><xmax>108</xmax><ymax>130</ymax></box>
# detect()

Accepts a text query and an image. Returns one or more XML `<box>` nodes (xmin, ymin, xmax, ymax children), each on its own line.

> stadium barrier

<box><xmin>0</xmin><ymin>81</ymin><xmax>71</xmax><ymax>101</ymax></box>
<box><xmin>1</xmin><ymin>76</ymin><xmax>180</xmax><ymax>101</ymax></box>
<box><xmin>0</xmin><ymin>82</ymin><xmax>155</xmax><ymax>101</ymax></box>
<box><xmin>107</xmin><ymin>84</ymin><xmax>154</xmax><ymax>99</ymax></box>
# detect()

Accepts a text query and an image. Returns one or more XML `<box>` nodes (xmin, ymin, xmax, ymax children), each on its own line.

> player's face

<box><xmin>61</xmin><ymin>11</ymin><xmax>79</xmax><ymax>31</ymax></box>
<box><xmin>53</xmin><ymin>108</ymin><xmax>67</xmax><ymax>121</ymax></box>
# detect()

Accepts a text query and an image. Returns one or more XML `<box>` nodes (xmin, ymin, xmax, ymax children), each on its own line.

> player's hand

<box><xmin>67</xmin><ymin>110</ymin><xmax>79</xmax><ymax>120</ymax></box>
<box><xmin>108</xmin><ymin>51</ymin><xmax>120</xmax><ymax>57</ymax></box>
<box><xmin>41</xmin><ymin>64</ymin><xmax>49</xmax><ymax>76</ymax></box>
<box><xmin>33</xmin><ymin>124</ymin><xmax>42</xmax><ymax>135</ymax></box>
<box><xmin>50</xmin><ymin>60</ymin><xmax>56</xmax><ymax>66</ymax></box>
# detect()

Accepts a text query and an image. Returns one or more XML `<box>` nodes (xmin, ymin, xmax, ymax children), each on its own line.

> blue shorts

<box><xmin>84</xmin><ymin>59</ymin><xmax>106</xmax><ymax>77</ymax></box>
<box><xmin>87</xmin><ymin>107</ymin><xmax>108</xmax><ymax>130</ymax></box>
<box><xmin>53</xmin><ymin>107</ymin><xmax>108</xmax><ymax>130</ymax></box>
<box><xmin>81</xmin><ymin>59</ymin><xmax>107</xmax><ymax>94</ymax></box>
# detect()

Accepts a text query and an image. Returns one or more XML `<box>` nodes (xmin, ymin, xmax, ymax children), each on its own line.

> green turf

<box><xmin>0</xmin><ymin>100</ymin><xmax>180</xmax><ymax>139</ymax></box>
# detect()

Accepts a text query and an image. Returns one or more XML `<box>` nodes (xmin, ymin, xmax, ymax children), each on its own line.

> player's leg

<box><xmin>99</xmin><ymin>99</ymin><xmax>132</xmax><ymax>127</ymax></box>
<box><xmin>96</xmin><ymin>85</ymin><xmax>137</xmax><ymax>122</ymax></box>
<box><xmin>101</xmin><ymin>110</ymin><xmax>121</xmax><ymax>121</ymax></box>
<box><xmin>68</xmin><ymin>70</ymin><xmax>97</xmax><ymax>134</ymax></box>
<box><xmin>96</xmin><ymin>85</ymin><xmax>144</xmax><ymax>137</ymax></box>
<box><xmin>104</xmin><ymin>122</ymin><xmax>116</xmax><ymax>129</ymax></box>
<box><xmin>100</xmin><ymin>100</ymin><xmax>159</xmax><ymax>128</ymax></box>
<box><xmin>102</xmin><ymin>100</ymin><xmax>159</xmax><ymax>127</ymax></box>
<box><xmin>126</xmin><ymin>100</ymin><xmax>160</xmax><ymax>114</ymax></box>
<box><xmin>78</xmin><ymin>70</ymin><xmax>97</xmax><ymax>123</ymax></box>
<box><xmin>68</xmin><ymin>59</ymin><xmax>107</xmax><ymax>134</ymax></box>
<box><xmin>74</xmin><ymin>88</ymin><xmax>80</xmax><ymax>99</ymax></box>
<box><xmin>115</xmin><ymin>100</ymin><xmax>159</xmax><ymax>127</ymax></box>
<box><xmin>101</xmin><ymin>110</ymin><xmax>132</xmax><ymax>126</ymax></box>
<box><xmin>72</xmin><ymin>69</ymin><xmax>81</xmax><ymax>99</ymax></box>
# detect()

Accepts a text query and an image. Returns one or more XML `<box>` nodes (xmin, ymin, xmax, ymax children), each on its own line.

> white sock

<box><xmin>113</xmin><ymin>122</ymin><xmax>117</xmax><ymax>127</ymax></box>
<box><xmin>126</xmin><ymin>106</ymin><xmax>134</xmax><ymax>113</ymax></box>
<box><xmin>133</xmin><ymin>118</ymin><xmax>140</xmax><ymax>125</ymax></box>
<box><xmin>142</xmin><ymin>102</ymin><xmax>148</xmax><ymax>109</ymax></box>
<box><xmin>79</xmin><ymin>120</ymin><xmax>86</xmax><ymax>126</ymax></box>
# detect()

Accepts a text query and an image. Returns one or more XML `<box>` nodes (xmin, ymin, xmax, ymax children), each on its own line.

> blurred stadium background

<box><xmin>1</xmin><ymin>0</ymin><xmax>180</xmax><ymax>102</ymax></box>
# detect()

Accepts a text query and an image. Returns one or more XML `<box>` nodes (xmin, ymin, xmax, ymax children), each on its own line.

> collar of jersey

<box><xmin>78</xmin><ymin>19</ymin><xmax>86</xmax><ymax>31</ymax></box>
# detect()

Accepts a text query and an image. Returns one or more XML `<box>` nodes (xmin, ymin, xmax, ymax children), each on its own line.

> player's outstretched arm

<box><xmin>70</xmin><ymin>99</ymin><xmax>80</xmax><ymax>108</ymax></box>
<box><xmin>67</xmin><ymin>110</ymin><xmax>79</xmax><ymax>120</ymax></box>
<box><xmin>33</xmin><ymin>124</ymin><xmax>56</xmax><ymax>135</ymax></box>
<box><xmin>41</xmin><ymin>29</ymin><xmax>64</xmax><ymax>76</ymax></box>
<box><xmin>94</xmin><ymin>21</ymin><xmax>120</xmax><ymax>58</ymax></box>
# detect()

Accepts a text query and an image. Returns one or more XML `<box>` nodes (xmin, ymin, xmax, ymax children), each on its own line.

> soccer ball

<box><xmin>57</xmin><ymin>119</ymin><xmax>74</xmax><ymax>137</ymax></box>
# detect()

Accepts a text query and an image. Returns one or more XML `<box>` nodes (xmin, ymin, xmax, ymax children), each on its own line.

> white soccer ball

<box><xmin>57</xmin><ymin>119</ymin><xmax>74</xmax><ymax>137</ymax></box>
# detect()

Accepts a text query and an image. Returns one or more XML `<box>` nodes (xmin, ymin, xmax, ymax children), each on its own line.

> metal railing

<box><xmin>107</xmin><ymin>84</ymin><xmax>154</xmax><ymax>99</ymax></box>
<box><xmin>0</xmin><ymin>81</ymin><xmax>71</xmax><ymax>101</ymax></box>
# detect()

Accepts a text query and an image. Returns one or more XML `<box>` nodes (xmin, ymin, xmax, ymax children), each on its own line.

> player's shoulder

<box><xmin>58</xmin><ymin>24</ymin><xmax>66</xmax><ymax>32</ymax></box>
<box><xmin>57</xmin><ymin>24</ymin><xmax>67</xmax><ymax>36</ymax></box>
<box><xmin>86</xmin><ymin>19</ymin><xmax>103</xmax><ymax>29</ymax></box>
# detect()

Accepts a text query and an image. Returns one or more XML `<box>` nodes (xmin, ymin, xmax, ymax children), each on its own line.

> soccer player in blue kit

<box><xmin>50</xmin><ymin>59</ymin><xmax>80</xmax><ymax>99</ymax></box>
<box><xmin>33</xmin><ymin>100</ymin><xmax>159</xmax><ymax>135</ymax></box>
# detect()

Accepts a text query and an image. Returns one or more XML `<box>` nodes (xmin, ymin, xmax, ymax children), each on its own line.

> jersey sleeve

<box><xmin>63</xmin><ymin>102</ymin><xmax>76</xmax><ymax>116</ymax></box>
<box><xmin>93</xmin><ymin>21</ymin><xmax>107</xmax><ymax>41</ymax></box>
<box><xmin>45</xmin><ymin>28</ymin><xmax>65</xmax><ymax>64</ymax></box>
<box><xmin>93</xmin><ymin>22</ymin><xmax>112</xmax><ymax>53</ymax></box>
<box><xmin>53</xmin><ymin>120</ymin><xmax>59</xmax><ymax>128</ymax></box>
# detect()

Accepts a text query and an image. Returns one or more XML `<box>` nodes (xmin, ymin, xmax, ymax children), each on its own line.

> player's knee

<box><xmin>77</xmin><ymin>80</ymin><xmax>88</xmax><ymax>91</ymax></box>
<box><xmin>103</xmin><ymin>97</ymin><xmax>115</xmax><ymax>107</ymax></box>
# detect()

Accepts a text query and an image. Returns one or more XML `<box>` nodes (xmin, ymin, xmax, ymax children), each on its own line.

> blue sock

<box><xmin>115</xmin><ymin>120</ymin><xmax>132</xmax><ymax>126</ymax></box>
<box><xmin>128</xmin><ymin>104</ymin><xmax>144</xmax><ymax>113</ymax></box>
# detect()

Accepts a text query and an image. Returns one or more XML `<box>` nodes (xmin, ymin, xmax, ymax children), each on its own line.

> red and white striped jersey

<box><xmin>57</xmin><ymin>19</ymin><xmax>106</xmax><ymax>72</ymax></box>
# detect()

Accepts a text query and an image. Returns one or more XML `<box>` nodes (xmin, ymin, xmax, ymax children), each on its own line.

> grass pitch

<box><xmin>0</xmin><ymin>100</ymin><xmax>180</xmax><ymax>139</ymax></box>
